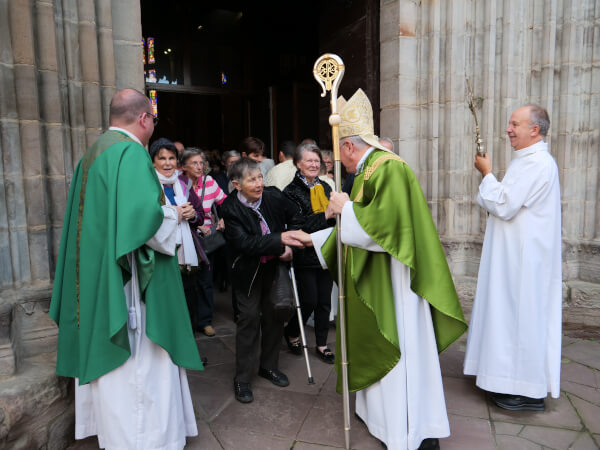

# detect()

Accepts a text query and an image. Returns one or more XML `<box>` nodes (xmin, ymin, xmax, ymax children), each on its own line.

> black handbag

<box><xmin>198</xmin><ymin>178</ymin><xmax>226</xmax><ymax>254</ymax></box>
<box><xmin>269</xmin><ymin>262</ymin><xmax>295</xmax><ymax>322</ymax></box>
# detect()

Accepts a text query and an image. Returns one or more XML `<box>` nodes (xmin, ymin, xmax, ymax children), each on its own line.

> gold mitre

<box><xmin>337</xmin><ymin>88</ymin><xmax>389</xmax><ymax>152</ymax></box>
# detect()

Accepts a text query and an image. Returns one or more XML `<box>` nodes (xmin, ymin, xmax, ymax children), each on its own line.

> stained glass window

<box><xmin>142</xmin><ymin>38</ymin><xmax>146</xmax><ymax>65</ymax></box>
<box><xmin>147</xmin><ymin>37</ymin><xmax>155</xmax><ymax>64</ymax></box>
<box><xmin>149</xmin><ymin>90</ymin><xmax>158</xmax><ymax>117</ymax></box>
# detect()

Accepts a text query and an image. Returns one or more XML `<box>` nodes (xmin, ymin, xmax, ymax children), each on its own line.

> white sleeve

<box><xmin>310</xmin><ymin>227</ymin><xmax>334</xmax><ymax>269</ymax></box>
<box><xmin>145</xmin><ymin>205</ymin><xmax>179</xmax><ymax>255</ymax></box>
<box><xmin>339</xmin><ymin>201</ymin><xmax>385</xmax><ymax>252</ymax></box>
<box><xmin>477</xmin><ymin>162</ymin><xmax>550</xmax><ymax>221</ymax></box>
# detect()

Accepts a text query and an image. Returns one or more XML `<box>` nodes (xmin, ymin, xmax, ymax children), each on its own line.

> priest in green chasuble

<box><xmin>49</xmin><ymin>89</ymin><xmax>204</xmax><ymax>450</ymax></box>
<box><xmin>296</xmin><ymin>89</ymin><xmax>467</xmax><ymax>450</ymax></box>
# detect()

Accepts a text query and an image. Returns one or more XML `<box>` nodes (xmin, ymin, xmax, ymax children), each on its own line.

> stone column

<box><xmin>0</xmin><ymin>0</ymin><xmax>142</xmax><ymax>371</ymax></box>
<box><xmin>111</xmin><ymin>0</ymin><xmax>144</xmax><ymax>91</ymax></box>
<box><xmin>380</xmin><ymin>0</ymin><xmax>600</xmax><ymax>323</ymax></box>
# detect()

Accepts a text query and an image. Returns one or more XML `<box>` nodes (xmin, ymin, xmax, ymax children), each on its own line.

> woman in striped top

<box><xmin>180</xmin><ymin>148</ymin><xmax>226</xmax><ymax>337</ymax></box>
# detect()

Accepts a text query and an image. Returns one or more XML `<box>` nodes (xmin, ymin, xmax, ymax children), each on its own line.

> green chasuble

<box><xmin>322</xmin><ymin>150</ymin><xmax>467</xmax><ymax>392</ymax></box>
<box><xmin>49</xmin><ymin>130</ymin><xmax>203</xmax><ymax>385</ymax></box>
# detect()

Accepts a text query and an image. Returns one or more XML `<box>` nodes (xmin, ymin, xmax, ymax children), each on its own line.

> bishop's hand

<box><xmin>327</xmin><ymin>192</ymin><xmax>350</xmax><ymax>217</ymax></box>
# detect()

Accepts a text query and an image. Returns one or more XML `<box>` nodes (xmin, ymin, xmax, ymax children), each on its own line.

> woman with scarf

<box><xmin>149</xmin><ymin>138</ymin><xmax>208</xmax><ymax>334</ymax></box>
<box><xmin>220</xmin><ymin>157</ymin><xmax>305</xmax><ymax>404</ymax></box>
<box><xmin>283</xmin><ymin>142</ymin><xmax>336</xmax><ymax>364</ymax></box>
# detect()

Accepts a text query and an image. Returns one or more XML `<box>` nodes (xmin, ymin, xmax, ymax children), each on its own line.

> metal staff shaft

<box><xmin>313</xmin><ymin>53</ymin><xmax>351</xmax><ymax>450</ymax></box>
<box><xmin>289</xmin><ymin>263</ymin><xmax>314</xmax><ymax>384</ymax></box>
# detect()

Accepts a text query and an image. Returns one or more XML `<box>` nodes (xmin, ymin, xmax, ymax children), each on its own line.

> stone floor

<box><xmin>70</xmin><ymin>289</ymin><xmax>600</xmax><ymax>450</ymax></box>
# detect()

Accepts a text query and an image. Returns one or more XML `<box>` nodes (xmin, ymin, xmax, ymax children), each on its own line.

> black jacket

<box><xmin>221</xmin><ymin>187</ymin><xmax>303</xmax><ymax>296</ymax></box>
<box><xmin>283</xmin><ymin>172</ymin><xmax>336</xmax><ymax>269</ymax></box>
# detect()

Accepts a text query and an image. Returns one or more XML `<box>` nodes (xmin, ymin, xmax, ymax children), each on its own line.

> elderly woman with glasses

<box><xmin>282</xmin><ymin>143</ymin><xmax>336</xmax><ymax>364</ymax></box>
<box><xmin>180</xmin><ymin>147</ymin><xmax>226</xmax><ymax>337</ymax></box>
<box><xmin>221</xmin><ymin>157</ymin><xmax>306</xmax><ymax>404</ymax></box>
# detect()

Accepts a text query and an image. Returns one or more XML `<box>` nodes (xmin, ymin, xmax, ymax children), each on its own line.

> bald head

<box><xmin>109</xmin><ymin>89</ymin><xmax>152</xmax><ymax>126</ymax></box>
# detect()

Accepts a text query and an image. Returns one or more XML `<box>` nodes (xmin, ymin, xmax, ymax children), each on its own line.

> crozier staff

<box><xmin>295</xmin><ymin>88</ymin><xmax>467</xmax><ymax>450</ymax></box>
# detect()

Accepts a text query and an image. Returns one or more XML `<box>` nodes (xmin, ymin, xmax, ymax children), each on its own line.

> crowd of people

<box><xmin>49</xmin><ymin>88</ymin><xmax>562</xmax><ymax>450</ymax></box>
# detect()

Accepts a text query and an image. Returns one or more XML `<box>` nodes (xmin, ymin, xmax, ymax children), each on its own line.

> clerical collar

<box><xmin>108</xmin><ymin>126</ymin><xmax>142</xmax><ymax>146</ymax></box>
<box><xmin>355</xmin><ymin>147</ymin><xmax>376</xmax><ymax>175</ymax></box>
<box><xmin>513</xmin><ymin>140</ymin><xmax>547</xmax><ymax>159</ymax></box>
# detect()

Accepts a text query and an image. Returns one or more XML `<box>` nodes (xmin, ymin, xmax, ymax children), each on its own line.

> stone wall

<box><xmin>380</xmin><ymin>0</ymin><xmax>600</xmax><ymax>323</ymax></box>
<box><xmin>0</xmin><ymin>0</ymin><xmax>143</xmax><ymax>447</ymax></box>
<box><xmin>0</xmin><ymin>0</ymin><xmax>144</xmax><ymax>370</ymax></box>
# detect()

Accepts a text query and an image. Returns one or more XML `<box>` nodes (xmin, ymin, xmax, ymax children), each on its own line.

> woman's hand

<box><xmin>279</xmin><ymin>245</ymin><xmax>293</xmax><ymax>261</ymax></box>
<box><xmin>282</xmin><ymin>230</ymin><xmax>312</xmax><ymax>248</ymax></box>
<box><xmin>180</xmin><ymin>202</ymin><xmax>196</xmax><ymax>221</ymax></box>
<box><xmin>216</xmin><ymin>218</ymin><xmax>225</xmax><ymax>231</ymax></box>
<box><xmin>199</xmin><ymin>225</ymin><xmax>211</xmax><ymax>236</ymax></box>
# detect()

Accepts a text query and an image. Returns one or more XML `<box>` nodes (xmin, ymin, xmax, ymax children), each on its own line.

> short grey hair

<box><xmin>526</xmin><ymin>104</ymin><xmax>550</xmax><ymax>137</ymax></box>
<box><xmin>379</xmin><ymin>136</ymin><xmax>395</xmax><ymax>152</ymax></box>
<box><xmin>343</xmin><ymin>135</ymin><xmax>369</xmax><ymax>148</ymax></box>
<box><xmin>222</xmin><ymin>150</ymin><xmax>240</xmax><ymax>164</ymax></box>
<box><xmin>321</xmin><ymin>150</ymin><xmax>333</xmax><ymax>160</ymax></box>
<box><xmin>228</xmin><ymin>157</ymin><xmax>261</xmax><ymax>182</ymax></box>
<box><xmin>180</xmin><ymin>147</ymin><xmax>209</xmax><ymax>174</ymax></box>
<box><xmin>293</xmin><ymin>142</ymin><xmax>322</xmax><ymax>166</ymax></box>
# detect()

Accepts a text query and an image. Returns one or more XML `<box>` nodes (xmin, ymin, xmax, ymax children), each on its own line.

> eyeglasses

<box><xmin>142</xmin><ymin>111</ymin><xmax>159</xmax><ymax>126</ymax></box>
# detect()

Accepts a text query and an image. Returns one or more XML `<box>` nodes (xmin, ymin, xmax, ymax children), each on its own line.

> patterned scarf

<box><xmin>237</xmin><ymin>191</ymin><xmax>274</xmax><ymax>263</ymax></box>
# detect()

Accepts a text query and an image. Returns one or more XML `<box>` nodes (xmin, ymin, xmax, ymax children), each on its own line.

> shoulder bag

<box><xmin>198</xmin><ymin>176</ymin><xmax>227</xmax><ymax>254</ymax></box>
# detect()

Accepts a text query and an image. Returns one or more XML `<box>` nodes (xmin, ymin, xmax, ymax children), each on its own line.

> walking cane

<box><xmin>313</xmin><ymin>54</ymin><xmax>351</xmax><ymax>450</ymax></box>
<box><xmin>289</xmin><ymin>262</ymin><xmax>315</xmax><ymax>384</ymax></box>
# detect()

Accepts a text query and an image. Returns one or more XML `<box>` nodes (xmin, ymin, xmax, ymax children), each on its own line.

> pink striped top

<box><xmin>193</xmin><ymin>175</ymin><xmax>227</xmax><ymax>226</ymax></box>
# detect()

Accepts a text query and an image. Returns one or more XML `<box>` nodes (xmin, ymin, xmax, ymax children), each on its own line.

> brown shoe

<box><xmin>202</xmin><ymin>325</ymin><xmax>216</xmax><ymax>337</ymax></box>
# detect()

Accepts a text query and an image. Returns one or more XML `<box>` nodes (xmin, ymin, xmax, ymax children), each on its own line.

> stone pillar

<box><xmin>0</xmin><ymin>0</ymin><xmax>142</xmax><ymax>447</ymax></box>
<box><xmin>380</xmin><ymin>0</ymin><xmax>600</xmax><ymax>323</ymax></box>
<box><xmin>111</xmin><ymin>0</ymin><xmax>144</xmax><ymax>91</ymax></box>
<box><xmin>0</xmin><ymin>0</ymin><xmax>142</xmax><ymax>370</ymax></box>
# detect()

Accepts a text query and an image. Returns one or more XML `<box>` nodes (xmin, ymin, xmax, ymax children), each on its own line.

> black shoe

<box><xmin>418</xmin><ymin>438</ymin><xmax>440</xmax><ymax>450</ymax></box>
<box><xmin>233</xmin><ymin>381</ymin><xmax>253</xmax><ymax>403</ymax></box>
<box><xmin>316</xmin><ymin>347</ymin><xmax>335</xmax><ymax>364</ymax></box>
<box><xmin>258</xmin><ymin>368</ymin><xmax>289</xmax><ymax>387</ymax></box>
<box><xmin>284</xmin><ymin>330</ymin><xmax>303</xmax><ymax>355</ymax></box>
<box><xmin>491</xmin><ymin>393</ymin><xmax>545</xmax><ymax>411</ymax></box>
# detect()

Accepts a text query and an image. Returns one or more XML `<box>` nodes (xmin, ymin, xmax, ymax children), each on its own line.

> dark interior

<box><xmin>141</xmin><ymin>0</ymin><xmax>379</xmax><ymax>157</ymax></box>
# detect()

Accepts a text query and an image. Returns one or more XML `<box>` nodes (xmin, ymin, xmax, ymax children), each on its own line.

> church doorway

<box><xmin>140</xmin><ymin>0</ymin><xmax>379</xmax><ymax>157</ymax></box>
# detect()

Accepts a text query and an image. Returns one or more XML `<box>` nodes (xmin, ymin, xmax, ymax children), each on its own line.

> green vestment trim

<box><xmin>322</xmin><ymin>150</ymin><xmax>467</xmax><ymax>393</ymax></box>
<box><xmin>49</xmin><ymin>131</ymin><xmax>203</xmax><ymax>384</ymax></box>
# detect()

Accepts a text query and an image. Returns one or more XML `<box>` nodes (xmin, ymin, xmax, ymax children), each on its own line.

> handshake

<box><xmin>281</xmin><ymin>230</ymin><xmax>314</xmax><ymax>249</ymax></box>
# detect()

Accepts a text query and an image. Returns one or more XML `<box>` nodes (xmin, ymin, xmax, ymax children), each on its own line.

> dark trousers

<box><xmin>181</xmin><ymin>263</ymin><xmax>214</xmax><ymax>330</ymax></box>
<box><xmin>212</xmin><ymin>245</ymin><xmax>228</xmax><ymax>290</ymax></box>
<box><xmin>225</xmin><ymin>244</ymin><xmax>240</xmax><ymax>321</ymax></box>
<box><xmin>234</xmin><ymin>261</ymin><xmax>283</xmax><ymax>383</ymax></box>
<box><xmin>285</xmin><ymin>267</ymin><xmax>333</xmax><ymax>347</ymax></box>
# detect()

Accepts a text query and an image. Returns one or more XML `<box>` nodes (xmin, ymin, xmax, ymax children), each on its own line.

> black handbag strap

<box><xmin>199</xmin><ymin>176</ymin><xmax>207</xmax><ymax>204</ymax></box>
